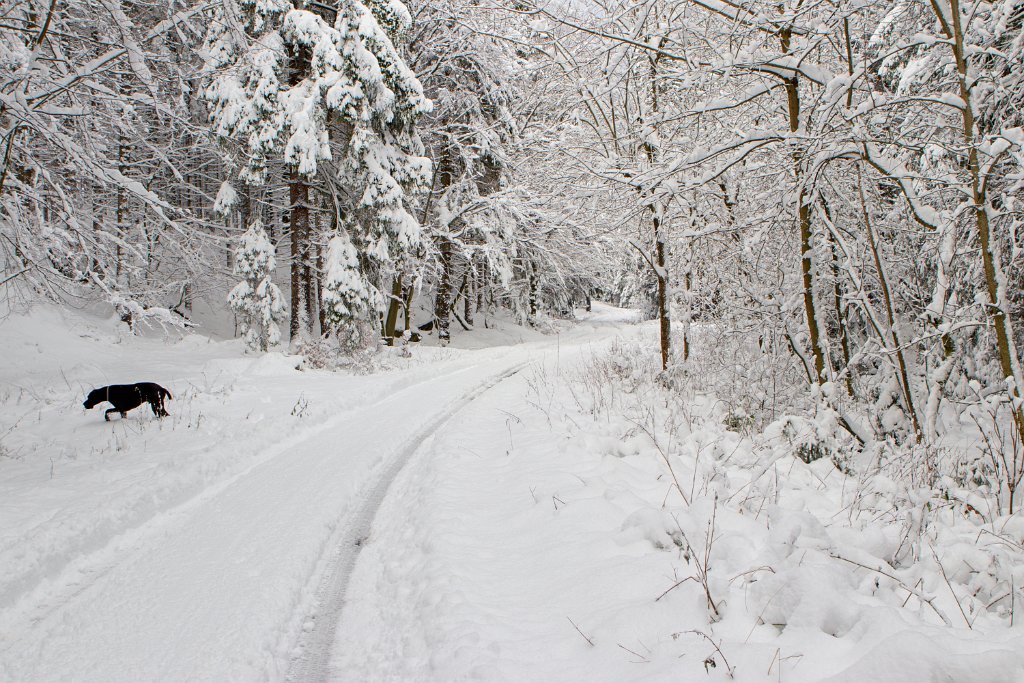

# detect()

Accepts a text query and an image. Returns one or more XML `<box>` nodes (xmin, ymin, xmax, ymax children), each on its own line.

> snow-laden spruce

<box><xmin>228</xmin><ymin>220</ymin><xmax>286</xmax><ymax>352</ymax></box>
<box><xmin>321</xmin><ymin>232</ymin><xmax>377</xmax><ymax>330</ymax></box>
<box><xmin>203</xmin><ymin>0</ymin><xmax>433</xmax><ymax>341</ymax></box>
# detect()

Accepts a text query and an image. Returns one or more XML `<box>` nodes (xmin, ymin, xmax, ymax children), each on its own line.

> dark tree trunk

<box><xmin>435</xmin><ymin>238</ymin><xmax>453</xmax><ymax>344</ymax></box>
<box><xmin>385</xmin><ymin>275</ymin><xmax>403</xmax><ymax>340</ymax></box>
<box><xmin>315</xmin><ymin>237</ymin><xmax>327</xmax><ymax>336</ymax></box>
<box><xmin>655</xmin><ymin>227</ymin><xmax>670</xmax><ymax>370</ymax></box>
<box><xmin>303</xmin><ymin>212</ymin><xmax>316</xmax><ymax>337</ymax></box>
<box><xmin>116</xmin><ymin>139</ymin><xmax>126</xmax><ymax>286</ymax></box>
<box><xmin>463</xmin><ymin>271</ymin><xmax>474</xmax><ymax>326</ymax></box>
<box><xmin>289</xmin><ymin>168</ymin><xmax>310</xmax><ymax>342</ymax></box>
<box><xmin>404</xmin><ymin>284</ymin><xmax>414</xmax><ymax>333</ymax></box>
<box><xmin>782</xmin><ymin>27</ymin><xmax>827</xmax><ymax>385</ymax></box>
<box><xmin>528</xmin><ymin>259</ymin><xmax>539</xmax><ymax>323</ymax></box>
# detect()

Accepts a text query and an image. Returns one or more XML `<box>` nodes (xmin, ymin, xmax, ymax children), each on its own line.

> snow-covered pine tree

<box><xmin>228</xmin><ymin>220</ymin><xmax>287</xmax><ymax>352</ymax></box>
<box><xmin>320</xmin><ymin>230</ymin><xmax>377</xmax><ymax>348</ymax></box>
<box><xmin>203</xmin><ymin>0</ymin><xmax>432</xmax><ymax>345</ymax></box>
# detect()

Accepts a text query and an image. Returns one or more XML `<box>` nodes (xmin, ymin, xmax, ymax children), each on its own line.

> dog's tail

<box><xmin>162</xmin><ymin>387</ymin><xmax>173</xmax><ymax>401</ymax></box>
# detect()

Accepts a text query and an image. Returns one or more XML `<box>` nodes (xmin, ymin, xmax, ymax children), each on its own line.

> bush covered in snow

<box><xmin>523</xmin><ymin>330</ymin><xmax>1024</xmax><ymax>678</ymax></box>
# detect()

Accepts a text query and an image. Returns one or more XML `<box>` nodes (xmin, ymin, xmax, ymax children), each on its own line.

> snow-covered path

<box><xmin>288</xmin><ymin>362</ymin><xmax>529</xmax><ymax>682</ymax></box>
<box><xmin>330</xmin><ymin>350</ymin><xmax>679</xmax><ymax>682</ymax></box>
<box><xmin>0</xmin><ymin>358</ymin><xmax>535</xmax><ymax>681</ymax></box>
<box><xmin>0</xmin><ymin>306</ymin><xmax>634</xmax><ymax>682</ymax></box>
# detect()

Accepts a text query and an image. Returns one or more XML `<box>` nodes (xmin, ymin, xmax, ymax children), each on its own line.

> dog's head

<box><xmin>83</xmin><ymin>388</ymin><xmax>104</xmax><ymax>409</ymax></box>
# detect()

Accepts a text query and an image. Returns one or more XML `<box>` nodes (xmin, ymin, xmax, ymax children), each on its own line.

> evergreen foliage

<box><xmin>228</xmin><ymin>220</ymin><xmax>286</xmax><ymax>351</ymax></box>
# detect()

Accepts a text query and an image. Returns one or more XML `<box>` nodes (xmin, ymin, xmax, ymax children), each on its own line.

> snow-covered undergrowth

<box><xmin>511</xmin><ymin>335</ymin><xmax>1024</xmax><ymax>681</ymax></box>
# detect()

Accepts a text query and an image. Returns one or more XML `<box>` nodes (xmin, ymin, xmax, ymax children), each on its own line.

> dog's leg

<box><xmin>151</xmin><ymin>398</ymin><xmax>167</xmax><ymax>418</ymax></box>
<box><xmin>105</xmin><ymin>409</ymin><xmax>115</xmax><ymax>421</ymax></box>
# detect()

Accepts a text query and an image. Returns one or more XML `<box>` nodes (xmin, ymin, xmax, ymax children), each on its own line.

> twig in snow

<box><xmin>928</xmin><ymin>544</ymin><xmax>972</xmax><ymax>629</ymax></box>
<box><xmin>830</xmin><ymin>553</ymin><xmax>952</xmax><ymax>626</ymax></box>
<box><xmin>669</xmin><ymin>508</ymin><xmax>721</xmax><ymax>620</ymax></box>
<box><xmin>689</xmin><ymin>630</ymin><xmax>734</xmax><ymax>678</ymax></box>
<box><xmin>617</xmin><ymin>643</ymin><xmax>650</xmax><ymax>663</ymax></box>
<box><xmin>627</xmin><ymin>414</ymin><xmax>690</xmax><ymax>506</ymax></box>
<box><xmin>567</xmin><ymin>617</ymin><xmax>594</xmax><ymax>647</ymax></box>
<box><xmin>655</xmin><ymin>575</ymin><xmax>696</xmax><ymax>602</ymax></box>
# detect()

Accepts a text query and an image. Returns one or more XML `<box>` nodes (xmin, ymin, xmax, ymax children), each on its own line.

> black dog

<box><xmin>83</xmin><ymin>383</ymin><xmax>172</xmax><ymax>421</ymax></box>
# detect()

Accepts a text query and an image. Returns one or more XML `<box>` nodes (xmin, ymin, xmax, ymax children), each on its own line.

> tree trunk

<box><xmin>681</xmin><ymin>258</ymin><xmax>691</xmax><ymax>363</ymax></box>
<box><xmin>116</xmin><ymin>139</ymin><xmax>126</xmax><ymax>286</ymax></box>
<box><xmin>303</xmin><ymin>210</ymin><xmax>316</xmax><ymax>337</ymax></box>
<box><xmin>856</xmin><ymin>165</ymin><xmax>923</xmax><ymax>441</ymax></box>
<box><xmin>385</xmin><ymin>275</ymin><xmax>403</xmax><ymax>340</ymax></box>
<box><xmin>315</xmin><ymin>237</ymin><xmax>327</xmax><ymax>336</ymax></box>
<box><xmin>782</xmin><ymin>27</ymin><xmax>827</xmax><ymax>385</ymax></box>
<box><xmin>404</xmin><ymin>284</ymin><xmax>414</xmax><ymax>333</ymax></box>
<box><xmin>644</xmin><ymin>45</ymin><xmax>671</xmax><ymax>371</ymax></box>
<box><xmin>527</xmin><ymin>259</ymin><xmax>539</xmax><ymax>323</ymax></box>
<box><xmin>655</xmin><ymin>225</ymin><xmax>670</xmax><ymax>370</ymax></box>
<box><xmin>463</xmin><ymin>271</ymin><xmax>474</xmax><ymax>326</ymax></box>
<box><xmin>434</xmin><ymin>238</ymin><xmax>453</xmax><ymax>344</ymax></box>
<box><xmin>289</xmin><ymin>167</ymin><xmax>309</xmax><ymax>343</ymax></box>
<box><xmin>828</xmin><ymin>228</ymin><xmax>855</xmax><ymax>397</ymax></box>
<box><xmin>479</xmin><ymin>259</ymin><xmax>489</xmax><ymax>328</ymax></box>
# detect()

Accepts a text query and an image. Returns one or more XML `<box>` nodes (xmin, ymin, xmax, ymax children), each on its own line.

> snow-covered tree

<box><xmin>203</xmin><ymin>0</ymin><xmax>432</xmax><ymax>344</ymax></box>
<box><xmin>320</xmin><ymin>231</ymin><xmax>375</xmax><ymax>333</ymax></box>
<box><xmin>228</xmin><ymin>220</ymin><xmax>286</xmax><ymax>352</ymax></box>
<box><xmin>1</xmin><ymin>0</ymin><xmax>220</xmax><ymax>321</ymax></box>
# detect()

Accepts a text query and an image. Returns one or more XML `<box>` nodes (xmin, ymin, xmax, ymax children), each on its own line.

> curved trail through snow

<box><xmin>287</xmin><ymin>362</ymin><xmax>529</xmax><ymax>683</ymax></box>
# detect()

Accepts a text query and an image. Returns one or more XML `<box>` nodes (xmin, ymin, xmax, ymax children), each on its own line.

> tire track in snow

<box><xmin>287</xmin><ymin>361</ymin><xmax>530</xmax><ymax>683</ymax></box>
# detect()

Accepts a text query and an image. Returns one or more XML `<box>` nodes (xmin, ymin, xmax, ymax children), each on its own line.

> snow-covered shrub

<box><xmin>567</xmin><ymin>339</ymin><xmax>658</xmax><ymax>417</ymax></box>
<box><xmin>213</xmin><ymin>181</ymin><xmax>238</xmax><ymax>217</ymax></box>
<box><xmin>763</xmin><ymin>411</ymin><xmax>848</xmax><ymax>465</ymax></box>
<box><xmin>721</xmin><ymin>411</ymin><xmax>756</xmax><ymax>435</ymax></box>
<box><xmin>869</xmin><ymin>371</ymin><xmax>913</xmax><ymax>444</ymax></box>
<box><xmin>228</xmin><ymin>220</ymin><xmax>286</xmax><ymax>352</ymax></box>
<box><xmin>692</xmin><ymin>325</ymin><xmax>809</xmax><ymax>431</ymax></box>
<box><xmin>299</xmin><ymin>328</ymin><xmax>385</xmax><ymax>374</ymax></box>
<box><xmin>953</xmin><ymin>397</ymin><xmax>1024</xmax><ymax>515</ymax></box>
<box><xmin>298</xmin><ymin>338</ymin><xmax>342</xmax><ymax>371</ymax></box>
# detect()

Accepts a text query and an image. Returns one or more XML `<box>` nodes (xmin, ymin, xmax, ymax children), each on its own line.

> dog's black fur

<box><xmin>83</xmin><ymin>383</ymin><xmax>172</xmax><ymax>421</ymax></box>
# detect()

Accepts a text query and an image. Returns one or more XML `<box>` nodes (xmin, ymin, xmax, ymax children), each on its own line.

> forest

<box><xmin>3</xmin><ymin>0</ymin><xmax>1024</xmax><ymax>680</ymax></box>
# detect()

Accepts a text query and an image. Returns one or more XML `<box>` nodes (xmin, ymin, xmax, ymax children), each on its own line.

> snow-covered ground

<box><xmin>2</xmin><ymin>303</ymin><xmax>1024</xmax><ymax>682</ymax></box>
